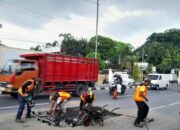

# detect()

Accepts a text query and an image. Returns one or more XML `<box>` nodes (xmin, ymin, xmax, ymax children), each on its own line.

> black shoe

<box><xmin>15</xmin><ymin>119</ymin><xmax>24</xmax><ymax>123</ymax></box>
<box><xmin>26</xmin><ymin>115</ymin><xmax>34</xmax><ymax>118</ymax></box>
<box><xmin>134</xmin><ymin>122</ymin><xmax>144</xmax><ymax>128</ymax></box>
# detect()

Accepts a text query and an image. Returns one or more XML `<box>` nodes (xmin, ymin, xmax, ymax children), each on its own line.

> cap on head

<box><xmin>144</xmin><ymin>78</ymin><xmax>151</xmax><ymax>83</ymax></box>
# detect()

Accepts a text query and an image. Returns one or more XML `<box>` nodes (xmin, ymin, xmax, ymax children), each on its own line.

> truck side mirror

<box><xmin>16</xmin><ymin>68</ymin><xmax>23</xmax><ymax>75</ymax></box>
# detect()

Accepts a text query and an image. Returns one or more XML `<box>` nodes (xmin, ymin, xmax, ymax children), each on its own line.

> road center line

<box><xmin>168</xmin><ymin>102</ymin><xmax>180</xmax><ymax>106</ymax></box>
<box><xmin>0</xmin><ymin>103</ymin><xmax>49</xmax><ymax>110</ymax></box>
<box><xmin>118</xmin><ymin>94</ymin><xmax>133</xmax><ymax>97</ymax></box>
<box><xmin>150</xmin><ymin>105</ymin><xmax>166</xmax><ymax>110</ymax></box>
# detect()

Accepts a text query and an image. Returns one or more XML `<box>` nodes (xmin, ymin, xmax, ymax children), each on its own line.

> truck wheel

<box><xmin>32</xmin><ymin>88</ymin><xmax>40</xmax><ymax>99</ymax></box>
<box><xmin>109</xmin><ymin>87</ymin><xmax>115</xmax><ymax>95</ymax></box>
<box><xmin>32</xmin><ymin>89</ymin><xmax>37</xmax><ymax>99</ymax></box>
<box><xmin>109</xmin><ymin>89</ymin><xmax>114</xmax><ymax>95</ymax></box>
<box><xmin>75</xmin><ymin>84</ymin><xmax>87</xmax><ymax>97</ymax></box>
<box><xmin>10</xmin><ymin>93</ymin><xmax>17</xmax><ymax>98</ymax></box>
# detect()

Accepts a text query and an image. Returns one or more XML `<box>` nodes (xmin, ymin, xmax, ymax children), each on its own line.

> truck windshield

<box><xmin>148</xmin><ymin>75</ymin><xmax>159</xmax><ymax>80</ymax></box>
<box><xmin>0</xmin><ymin>60</ymin><xmax>18</xmax><ymax>75</ymax></box>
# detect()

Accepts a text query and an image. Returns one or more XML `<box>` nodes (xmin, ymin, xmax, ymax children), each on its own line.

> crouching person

<box><xmin>79</xmin><ymin>90</ymin><xmax>96</xmax><ymax>115</ymax></box>
<box><xmin>48</xmin><ymin>91</ymin><xmax>71</xmax><ymax>115</ymax></box>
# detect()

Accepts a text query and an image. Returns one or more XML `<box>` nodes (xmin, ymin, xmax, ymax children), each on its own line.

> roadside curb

<box><xmin>92</xmin><ymin>83</ymin><xmax>179</xmax><ymax>91</ymax></box>
<box><xmin>91</xmin><ymin>85</ymin><xmax>136</xmax><ymax>91</ymax></box>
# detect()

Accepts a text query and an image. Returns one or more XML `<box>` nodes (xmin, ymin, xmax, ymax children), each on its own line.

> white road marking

<box><xmin>168</xmin><ymin>102</ymin><xmax>180</xmax><ymax>106</ymax></box>
<box><xmin>0</xmin><ymin>103</ymin><xmax>49</xmax><ymax>110</ymax></box>
<box><xmin>121</xmin><ymin>94</ymin><xmax>133</xmax><ymax>97</ymax></box>
<box><xmin>150</xmin><ymin>105</ymin><xmax>166</xmax><ymax>110</ymax></box>
<box><xmin>150</xmin><ymin>101</ymin><xmax>180</xmax><ymax>111</ymax></box>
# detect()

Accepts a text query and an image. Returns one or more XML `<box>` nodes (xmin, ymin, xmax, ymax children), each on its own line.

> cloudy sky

<box><xmin>0</xmin><ymin>0</ymin><xmax>180</xmax><ymax>50</ymax></box>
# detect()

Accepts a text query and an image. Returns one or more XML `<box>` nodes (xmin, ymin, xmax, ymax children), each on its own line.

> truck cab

<box><xmin>0</xmin><ymin>59</ymin><xmax>38</xmax><ymax>97</ymax></box>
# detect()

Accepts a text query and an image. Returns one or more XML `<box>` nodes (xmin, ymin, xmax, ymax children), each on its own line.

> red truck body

<box><xmin>21</xmin><ymin>53</ymin><xmax>99</xmax><ymax>95</ymax></box>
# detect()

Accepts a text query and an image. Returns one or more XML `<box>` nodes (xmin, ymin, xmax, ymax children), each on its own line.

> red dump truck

<box><xmin>0</xmin><ymin>53</ymin><xmax>99</xmax><ymax>97</ymax></box>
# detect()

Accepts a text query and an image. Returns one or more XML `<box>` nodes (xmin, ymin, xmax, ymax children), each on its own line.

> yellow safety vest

<box><xmin>80</xmin><ymin>91</ymin><xmax>96</xmax><ymax>103</ymax></box>
<box><xmin>133</xmin><ymin>85</ymin><xmax>147</xmax><ymax>102</ymax></box>
<box><xmin>18</xmin><ymin>79</ymin><xmax>35</xmax><ymax>96</ymax></box>
<box><xmin>58</xmin><ymin>92</ymin><xmax>71</xmax><ymax>101</ymax></box>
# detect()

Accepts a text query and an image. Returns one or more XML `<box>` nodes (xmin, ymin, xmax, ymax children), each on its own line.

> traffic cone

<box><xmin>112</xmin><ymin>88</ymin><xmax>118</xmax><ymax>99</ymax></box>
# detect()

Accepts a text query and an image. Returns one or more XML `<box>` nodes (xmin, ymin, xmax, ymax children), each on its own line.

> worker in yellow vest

<box><xmin>133</xmin><ymin>79</ymin><xmax>150</xmax><ymax>128</ymax></box>
<box><xmin>79</xmin><ymin>90</ymin><xmax>96</xmax><ymax>114</ymax></box>
<box><xmin>48</xmin><ymin>91</ymin><xmax>71</xmax><ymax>115</ymax></box>
<box><xmin>15</xmin><ymin>78</ymin><xmax>38</xmax><ymax>123</ymax></box>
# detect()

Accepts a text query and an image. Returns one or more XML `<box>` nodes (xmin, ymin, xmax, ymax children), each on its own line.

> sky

<box><xmin>0</xmin><ymin>0</ymin><xmax>180</xmax><ymax>50</ymax></box>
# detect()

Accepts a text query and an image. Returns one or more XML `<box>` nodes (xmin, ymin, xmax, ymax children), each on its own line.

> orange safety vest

<box><xmin>18</xmin><ymin>79</ymin><xmax>35</xmax><ymax>96</ymax></box>
<box><xmin>133</xmin><ymin>85</ymin><xmax>147</xmax><ymax>102</ymax></box>
<box><xmin>58</xmin><ymin>92</ymin><xmax>71</xmax><ymax>101</ymax></box>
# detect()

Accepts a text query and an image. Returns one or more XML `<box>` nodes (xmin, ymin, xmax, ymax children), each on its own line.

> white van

<box><xmin>147</xmin><ymin>73</ymin><xmax>178</xmax><ymax>89</ymax></box>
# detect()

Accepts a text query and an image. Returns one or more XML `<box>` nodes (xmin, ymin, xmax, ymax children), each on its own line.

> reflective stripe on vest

<box><xmin>18</xmin><ymin>79</ymin><xmax>35</xmax><ymax>96</ymax></box>
<box><xmin>133</xmin><ymin>85</ymin><xmax>147</xmax><ymax>102</ymax></box>
<box><xmin>80</xmin><ymin>92</ymin><xmax>95</xmax><ymax>103</ymax></box>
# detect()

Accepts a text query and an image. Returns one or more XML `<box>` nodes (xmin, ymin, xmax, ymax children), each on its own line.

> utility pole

<box><xmin>0</xmin><ymin>24</ymin><xmax>2</xmax><ymax>44</ymax></box>
<box><xmin>142</xmin><ymin>47</ymin><xmax>144</xmax><ymax>62</ymax></box>
<box><xmin>95</xmin><ymin>0</ymin><xmax>99</xmax><ymax>59</ymax></box>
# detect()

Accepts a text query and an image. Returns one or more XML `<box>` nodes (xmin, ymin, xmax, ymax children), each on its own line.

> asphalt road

<box><xmin>0</xmin><ymin>86</ymin><xmax>180</xmax><ymax>129</ymax></box>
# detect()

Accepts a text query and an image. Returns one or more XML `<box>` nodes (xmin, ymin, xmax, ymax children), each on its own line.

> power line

<box><xmin>81</xmin><ymin>0</ymin><xmax>96</xmax><ymax>4</ymax></box>
<box><xmin>0</xmin><ymin>37</ymin><xmax>46</xmax><ymax>44</ymax></box>
<box><xmin>0</xmin><ymin>0</ymin><xmax>95</xmax><ymax>32</ymax></box>
<box><xmin>0</xmin><ymin>0</ymin><xmax>52</xmax><ymax>19</ymax></box>
<box><xmin>95</xmin><ymin>0</ymin><xmax>99</xmax><ymax>59</ymax></box>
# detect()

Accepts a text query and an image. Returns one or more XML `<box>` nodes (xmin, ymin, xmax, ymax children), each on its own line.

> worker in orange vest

<box><xmin>15</xmin><ymin>78</ymin><xmax>38</xmax><ymax>123</ymax></box>
<box><xmin>48</xmin><ymin>91</ymin><xmax>71</xmax><ymax>115</ymax></box>
<box><xmin>133</xmin><ymin>79</ymin><xmax>150</xmax><ymax>128</ymax></box>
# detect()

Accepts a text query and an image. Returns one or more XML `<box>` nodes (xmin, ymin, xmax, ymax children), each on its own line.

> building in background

<box><xmin>0</xmin><ymin>46</ymin><xmax>37</xmax><ymax>68</ymax></box>
<box><xmin>41</xmin><ymin>46</ymin><xmax>61</xmax><ymax>54</ymax></box>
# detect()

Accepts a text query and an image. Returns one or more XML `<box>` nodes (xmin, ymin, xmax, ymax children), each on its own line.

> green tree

<box><xmin>159</xmin><ymin>49</ymin><xmax>172</xmax><ymax>73</ymax></box>
<box><xmin>87</xmin><ymin>35</ymin><xmax>115</xmax><ymax>61</ymax></box>
<box><xmin>86</xmin><ymin>52</ymin><xmax>106</xmax><ymax>70</ymax></box>
<box><xmin>30</xmin><ymin>45</ymin><xmax>42</xmax><ymax>51</ymax></box>
<box><xmin>87</xmin><ymin>35</ymin><xmax>134</xmax><ymax>69</ymax></box>
<box><xmin>135</xmin><ymin>28</ymin><xmax>180</xmax><ymax>73</ymax></box>
<box><xmin>145</xmin><ymin>64</ymin><xmax>153</xmax><ymax>75</ymax></box>
<box><xmin>132</xmin><ymin>64</ymin><xmax>141</xmax><ymax>82</ymax></box>
<box><xmin>60</xmin><ymin>33</ymin><xmax>88</xmax><ymax>56</ymax></box>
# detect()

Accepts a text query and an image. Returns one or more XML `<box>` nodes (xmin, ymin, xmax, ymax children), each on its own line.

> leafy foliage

<box><xmin>60</xmin><ymin>33</ymin><xmax>88</xmax><ymax>56</ymax></box>
<box><xmin>132</xmin><ymin>64</ymin><xmax>140</xmax><ymax>82</ymax></box>
<box><xmin>135</xmin><ymin>29</ymin><xmax>180</xmax><ymax>73</ymax></box>
<box><xmin>86</xmin><ymin>52</ymin><xmax>106</xmax><ymax>70</ymax></box>
<box><xmin>87</xmin><ymin>35</ymin><xmax>134</xmax><ymax>69</ymax></box>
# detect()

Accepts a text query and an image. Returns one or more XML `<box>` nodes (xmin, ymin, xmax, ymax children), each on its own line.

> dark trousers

<box><xmin>16</xmin><ymin>94</ymin><xmax>31</xmax><ymax>119</ymax></box>
<box><xmin>134</xmin><ymin>101</ymin><xmax>149</xmax><ymax>124</ymax></box>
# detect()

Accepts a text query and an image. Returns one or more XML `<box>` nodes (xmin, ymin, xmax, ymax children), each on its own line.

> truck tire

<box><xmin>109</xmin><ymin>89</ymin><xmax>114</xmax><ymax>95</ymax></box>
<box><xmin>32</xmin><ymin>88</ymin><xmax>40</xmax><ymax>99</ymax></box>
<box><xmin>75</xmin><ymin>84</ymin><xmax>87</xmax><ymax>97</ymax></box>
<box><xmin>10</xmin><ymin>93</ymin><xmax>17</xmax><ymax>98</ymax></box>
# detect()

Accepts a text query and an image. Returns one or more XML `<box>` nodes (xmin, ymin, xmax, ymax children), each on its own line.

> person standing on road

<box><xmin>15</xmin><ymin>78</ymin><xmax>38</xmax><ymax>123</ymax></box>
<box><xmin>48</xmin><ymin>91</ymin><xmax>71</xmax><ymax>115</ymax></box>
<box><xmin>133</xmin><ymin>79</ymin><xmax>150</xmax><ymax>127</ymax></box>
